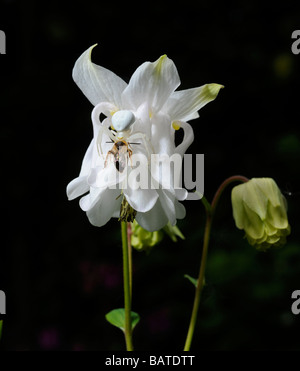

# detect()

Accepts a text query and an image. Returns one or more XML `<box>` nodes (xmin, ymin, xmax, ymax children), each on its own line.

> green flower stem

<box><xmin>200</xmin><ymin>195</ymin><xmax>212</xmax><ymax>215</ymax></box>
<box><xmin>127</xmin><ymin>222</ymin><xmax>133</xmax><ymax>300</ymax></box>
<box><xmin>183</xmin><ymin>175</ymin><xmax>249</xmax><ymax>351</ymax></box>
<box><xmin>121</xmin><ymin>221</ymin><xmax>133</xmax><ymax>351</ymax></box>
<box><xmin>211</xmin><ymin>175</ymin><xmax>249</xmax><ymax>213</ymax></box>
<box><xmin>183</xmin><ymin>207</ymin><xmax>212</xmax><ymax>351</ymax></box>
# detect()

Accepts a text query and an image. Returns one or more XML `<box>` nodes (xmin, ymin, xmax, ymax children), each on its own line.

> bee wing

<box><xmin>117</xmin><ymin>147</ymin><xmax>130</xmax><ymax>173</ymax></box>
<box><xmin>104</xmin><ymin>150</ymin><xmax>116</xmax><ymax>168</ymax></box>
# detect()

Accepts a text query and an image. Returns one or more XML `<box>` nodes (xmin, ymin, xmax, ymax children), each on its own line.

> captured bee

<box><xmin>105</xmin><ymin>139</ymin><xmax>133</xmax><ymax>173</ymax></box>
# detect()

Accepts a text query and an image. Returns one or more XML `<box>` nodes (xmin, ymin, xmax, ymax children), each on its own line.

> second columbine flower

<box><xmin>231</xmin><ymin>178</ymin><xmax>291</xmax><ymax>251</ymax></box>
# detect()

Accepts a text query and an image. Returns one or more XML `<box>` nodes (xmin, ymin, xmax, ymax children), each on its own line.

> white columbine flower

<box><xmin>67</xmin><ymin>45</ymin><xmax>223</xmax><ymax>231</ymax></box>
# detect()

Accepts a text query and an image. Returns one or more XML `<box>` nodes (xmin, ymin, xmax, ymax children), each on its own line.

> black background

<box><xmin>1</xmin><ymin>0</ymin><xmax>300</xmax><ymax>351</ymax></box>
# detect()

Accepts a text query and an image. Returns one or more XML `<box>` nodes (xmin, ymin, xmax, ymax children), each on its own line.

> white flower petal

<box><xmin>174</xmin><ymin>121</ymin><xmax>194</xmax><ymax>157</ymax></box>
<box><xmin>67</xmin><ymin>138</ymin><xmax>95</xmax><ymax>201</ymax></box>
<box><xmin>112</xmin><ymin>208</ymin><xmax>120</xmax><ymax>218</ymax></box>
<box><xmin>72</xmin><ymin>44</ymin><xmax>127</xmax><ymax>107</ymax></box>
<box><xmin>175</xmin><ymin>188</ymin><xmax>188</xmax><ymax>201</ymax></box>
<box><xmin>175</xmin><ymin>200</ymin><xmax>186</xmax><ymax>219</ymax></box>
<box><xmin>135</xmin><ymin>200</ymin><xmax>168</xmax><ymax>232</ymax></box>
<box><xmin>151</xmin><ymin>112</ymin><xmax>175</xmax><ymax>155</ymax></box>
<box><xmin>122</xmin><ymin>55</ymin><xmax>180</xmax><ymax>112</ymax></box>
<box><xmin>78</xmin><ymin>138</ymin><xmax>94</xmax><ymax>177</ymax></box>
<box><xmin>79</xmin><ymin>187</ymin><xmax>103</xmax><ymax>212</ymax></box>
<box><xmin>134</xmin><ymin>189</ymin><xmax>180</xmax><ymax>231</ymax></box>
<box><xmin>164</xmin><ymin>83</ymin><xmax>224</xmax><ymax>122</ymax></box>
<box><xmin>124</xmin><ymin>184</ymin><xmax>158</xmax><ymax>213</ymax></box>
<box><xmin>66</xmin><ymin>176</ymin><xmax>89</xmax><ymax>200</ymax></box>
<box><xmin>87</xmin><ymin>164</ymin><xmax>126</xmax><ymax>188</ymax></box>
<box><xmin>150</xmin><ymin>153</ymin><xmax>181</xmax><ymax>192</ymax></box>
<box><xmin>86</xmin><ymin>188</ymin><xmax>122</xmax><ymax>227</ymax></box>
<box><xmin>183</xmin><ymin>111</ymin><xmax>199</xmax><ymax>122</ymax></box>
<box><xmin>158</xmin><ymin>189</ymin><xmax>176</xmax><ymax>226</ymax></box>
<box><xmin>79</xmin><ymin>185</ymin><xmax>121</xmax><ymax>212</ymax></box>
<box><xmin>132</xmin><ymin>102</ymin><xmax>152</xmax><ymax>139</ymax></box>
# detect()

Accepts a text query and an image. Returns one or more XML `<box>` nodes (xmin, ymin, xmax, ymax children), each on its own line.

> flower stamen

<box><xmin>119</xmin><ymin>196</ymin><xmax>137</xmax><ymax>223</ymax></box>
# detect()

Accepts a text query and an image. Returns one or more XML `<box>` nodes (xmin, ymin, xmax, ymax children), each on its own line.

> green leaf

<box><xmin>184</xmin><ymin>274</ymin><xmax>198</xmax><ymax>287</ymax></box>
<box><xmin>105</xmin><ymin>308</ymin><xmax>140</xmax><ymax>332</ymax></box>
<box><xmin>184</xmin><ymin>274</ymin><xmax>206</xmax><ymax>288</ymax></box>
<box><xmin>0</xmin><ymin>320</ymin><xmax>2</xmax><ymax>340</ymax></box>
<box><xmin>163</xmin><ymin>223</ymin><xmax>185</xmax><ymax>242</ymax></box>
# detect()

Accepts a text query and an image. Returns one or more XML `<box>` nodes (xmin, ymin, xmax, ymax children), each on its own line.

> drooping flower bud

<box><xmin>231</xmin><ymin>178</ymin><xmax>291</xmax><ymax>251</ymax></box>
<box><xmin>131</xmin><ymin>220</ymin><xmax>163</xmax><ymax>252</ymax></box>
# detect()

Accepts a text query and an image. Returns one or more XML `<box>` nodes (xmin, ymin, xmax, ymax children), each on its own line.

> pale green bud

<box><xmin>131</xmin><ymin>220</ymin><xmax>163</xmax><ymax>252</ymax></box>
<box><xmin>231</xmin><ymin>178</ymin><xmax>291</xmax><ymax>252</ymax></box>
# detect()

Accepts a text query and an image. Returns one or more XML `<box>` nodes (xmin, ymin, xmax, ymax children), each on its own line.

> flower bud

<box><xmin>231</xmin><ymin>178</ymin><xmax>291</xmax><ymax>251</ymax></box>
<box><xmin>131</xmin><ymin>220</ymin><xmax>163</xmax><ymax>252</ymax></box>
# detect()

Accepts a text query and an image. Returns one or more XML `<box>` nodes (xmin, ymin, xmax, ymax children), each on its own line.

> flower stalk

<box><xmin>121</xmin><ymin>221</ymin><xmax>133</xmax><ymax>351</ymax></box>
<box><xmin>183</xmin><ymin>175</ymin><xmax>249</xmax><ymax>351</ymax></box>
<box><xmin>183</xmin><ymin>201</ymin><xmax>212</xmax><ymax>351</ymax></box>
<box><xmin>127</xmin><ymin>222</ymin><xmax>133</xmax><ymax>299</ymax></box>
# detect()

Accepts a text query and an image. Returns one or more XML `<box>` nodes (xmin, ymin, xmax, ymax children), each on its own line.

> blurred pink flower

<box><xmin>146</xmin><ymin>308</ymin><xmax>171</xmax><ymax>334</ymax></box>
<box><xmin>79</xmin><ymin>260</ymin><xmax>121</xmax><ymax>293</ymax></box>
<box><xmin>38</xmin><ymin>327</ymin><xmax>60</xmax><ymax>350</ymax></box>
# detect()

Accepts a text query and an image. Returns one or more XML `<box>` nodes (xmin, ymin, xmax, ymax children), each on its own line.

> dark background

<box><xmin>0</xmin><ymin>0</ymin><xmax>300</xmax><ymax>351</ymax></box>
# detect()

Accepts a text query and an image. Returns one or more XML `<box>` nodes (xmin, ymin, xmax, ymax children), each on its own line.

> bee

<box><xmin>105</xmin><ymin>139</ymin><xmax>133</xmax><ymax>173</ymax></box>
